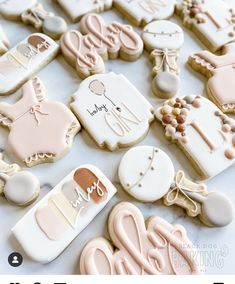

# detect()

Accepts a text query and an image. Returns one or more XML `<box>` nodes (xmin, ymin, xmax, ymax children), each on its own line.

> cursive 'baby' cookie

<box><xmin>12</xmin><ymin>164</ymin><xmax>117</xmax><ymax>263</ymax></box>
<box><xmin>0</xmin><ymin>25</ymin><xmax>10</xmax><ymax>55</ymax></box>
<box><xmin>70</xmin><ymin>72</ymin><xmax>154</xmax><ymax>151</ymax></box>
<box><xmin>0</xmin><ymin>77</ymin><xmax>81</xmax><ymax>167</ymax></box>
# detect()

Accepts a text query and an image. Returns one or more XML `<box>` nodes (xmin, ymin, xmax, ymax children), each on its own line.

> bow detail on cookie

<box><xmin>30</xmin><ymin>104</ymin><xmax>49</xmax><ymax>126</ymax></box>
<box><xmin>151</xmin><ymin>48</ymin><xmax>178</xmax><ymax>73</ymax></box>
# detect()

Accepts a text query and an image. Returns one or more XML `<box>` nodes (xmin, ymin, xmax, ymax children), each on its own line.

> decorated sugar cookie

<box><xmin>12</xmin><ymin>164</ymin><xmax>117</xmax><ymax>263</ymax></box>
<box><xmin>80</xmin><ymin>202</ymin><xmax>201</xmax><ymax>274</ymax></box>
<box><xmin>155</xmin><ymin>96</ymin><xmax>235</xmax><ymax>179</ymax></box>
<box><xmin>176</xmin><ymin>0</ymin><xmax>235</xmax><ymax>52</ymax></box>
<box><xmin>0</xmin><ymin>0</ymin><xmax>67</xmax><ymax>39</ymax></box>
<box><xmin>114</xmin><ymin>0</ymin><xmax>176</xmax><ymax>26</ymax></box>
<box><xmin>61</xmin><ymin>13</ymin><xmax>143</xmax><ymax>79</ymax></box>
<box><xmin>0</xmin><ymin>77</ymin><xmax>81</xmax><ymax>167</ymax></box>
<box><xmin>0</xmin><ymin>25</ymin><xmax>10</xmax><ymax>55</ymax></box>
<box><xmin>70</xmin><ymin>73</ymin><xmax>154</xmax><ymax>151</ymax></box>
<box><xmin>142</xmin><ymin>20</ymin><xmax>184</xmax><ymax>98</ymax></box>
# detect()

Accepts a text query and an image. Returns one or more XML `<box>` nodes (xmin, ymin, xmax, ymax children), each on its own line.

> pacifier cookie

<box><xmin>0</xmin><ymin>25</ymin><xmax>10</xmax><ymax>55</ymax></box>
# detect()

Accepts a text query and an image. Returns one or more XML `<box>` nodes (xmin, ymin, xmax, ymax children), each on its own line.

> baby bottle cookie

<box><xmin>0</xmin><ymin>25</ymin><xmax>10</xmax><ymax>55</ymax></box>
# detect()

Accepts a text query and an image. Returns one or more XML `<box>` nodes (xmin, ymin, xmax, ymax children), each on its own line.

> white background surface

<box><xmin>0</xmin><ymin>0</ymin><xmax>235</xmax><ymax>275</ymax></box>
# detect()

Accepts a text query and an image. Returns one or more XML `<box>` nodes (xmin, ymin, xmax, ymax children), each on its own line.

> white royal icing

<box><xmin>0</xmin><ymin>0</ymin><xmax>36</xmax><ymax>19</ymax></box>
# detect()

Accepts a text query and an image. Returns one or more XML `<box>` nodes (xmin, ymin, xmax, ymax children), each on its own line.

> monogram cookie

<box><xmin>0</xmin><ymin>25</ymin><xmax>10</xmax><ymax>55</ymax></box>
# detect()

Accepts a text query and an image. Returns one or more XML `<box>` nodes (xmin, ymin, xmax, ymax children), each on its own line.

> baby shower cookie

<box><xmin>142</xmin><ymin>20</ymin><xmax>184</xmax><ymax>98</ymax></box>
<box><xmin>70</xmin><ymin>73</ymin><xmax>154</xmax><ymax>151</ymax></box>
<box><xmin>12</xmin><ymin>164</ymin><xmax>117</xmax><ymax>263</ymax></box>
<box><xmin>61</xmin><ymin>13</ymin><xmax>143</xmax><ymax>79</ymax></box>
<box><xmin>155</xmin><ymin>95</ymin><xmax>235</xmax><ymax>179</ymax></box>
<box><xmin>55</xmin><ymin>0</ymin><xmax>113</xmax><ymax>22</ymax></box>
<box><xmin>188</xmin><ymin>43</ymin><xmax>235</xmax><ymax>114</ymax></box>
<box><xmin>114</xmin><ymin>0</ymin><xmax>176</xmax><ymax>27</ymax></box>
<box><xmin>0</xmin><ymin>77</ymin><xmax>80</xmax><ymax>167</ymax></box>
<box><xmin>176</xmin><ymin>0</ymin><xmax>235</xmax><ymax>52</ymax></box>
<box><xmin>0</xmin><ymin>33</ymin><xmax>59</xmax><ymax>95</ymax></box>
<box><xmin>0</xmin><ymin>25</ymin><xmax>10</xmax><ymax>55</ymax></box>
<box><xmin>80</xmin><ymin>202</ymin><xmax>201</xmax><ymax>274</ymax></box>
<box><xmin>0</xmin><ymin>0</ymin><xmax>67</xmax><ymax>39</ymax></box>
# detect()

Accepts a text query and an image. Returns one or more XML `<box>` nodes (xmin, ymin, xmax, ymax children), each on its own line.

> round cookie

<box><xmin>43</xmin><ymin>16</ymin><xmax>67</xmax><ymax>40</ymax></box>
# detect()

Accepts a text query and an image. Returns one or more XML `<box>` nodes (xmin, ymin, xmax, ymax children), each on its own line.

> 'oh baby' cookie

<box><xmin>0</xmin><ymin>25</ymin><xmax>10</xmax><ymax>55</ymax></box>
<box><xmin>12</xmin><ymin>164</ymin><xmax>117</xmax><ymax>263</ymax></box>
<box><xmin>0</xmin><ymin>77</ymin><xmax>80</xmax><ymax>167</ymax></box>
<box><xmin>70</xmin><ymin>73</ymin><xmax>154</xmax><ymax>151</ymax></box>
<box><xmin>155</xmin><ymin>96</ymin><xmax>235</xmax><ymax>179</ymax></box>
<box><xmin>80</xmin><ymin>202</ymin><xmax>201</xmax><ymax>274</ymax></box>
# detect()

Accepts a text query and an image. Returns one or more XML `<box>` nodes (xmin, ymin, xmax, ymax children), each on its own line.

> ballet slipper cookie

<box><xmin>60</xmin><ymin>13</ymin><xmax>143</xmax><ymax>79</ymax></box>
<box><xmin>0</xmin><ymin>33</ymin><xmax>59</xmax><ymax>95</ymax></box>
<box><xmin>0</xmin><ymin>0</ymin><xmax>67</xmax><ymax>39</ymax></box>
<box><xmin>188</xmin><ymin>43</ymin><xmax>235</xmax><ymax>114</ymax></box>
<box><xmin>12</xmin><ymin>165</ymin><xmax>117</xmax><ymax>263</ymax></box>
<box><xmin>70</xmin><ymin>72</ymin><xmax>154</xmax><ymax>151</ymax></box>
<box><xmin>118</xmin><ymin>146</ymin><xmax>234</xmax><ymax>227</ymax></box>
<box><xmin>0</xmin><ymin>77</ymin><xmax>80</xmax><ymax>167</ymax></box>
<box><xmin>55</xmin><ymin>0</ymin><xmax>113</xmax><ymax>23</ymax></box>
<box><xmin>142</xmin><ymin>20</ymin><xmax>184</xmax><ymax>98</ymax></box>
<box><xmin>155</xmin><ymin>96</ymin><xmax>235</xmax><ymax>179</ymax></box>
<box><xmin>113</xmin><ymin>0</ymin><xmax>175</xmax><ymax>27</ymax></box>
<box><xmin>80</xmin><ymin>202</ymin><xmax>201</xmax><ymax>275</ymax></box>
<box><xmin>0</xmin><ymin>25</ymin><xmax>10</xmax><ymax>55</ymax></box>
<box><xmin>176</xmin><ymin>0</ymin><xmax>235</xmax><ymax>52</ymax></box>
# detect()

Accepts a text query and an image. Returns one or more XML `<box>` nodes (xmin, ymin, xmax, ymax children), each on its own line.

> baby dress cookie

<box><xmin>0</xmin><ymin>77</ymin><xmax>80</xmax><ymax>167</ymax></box>
<box><xmin>188</xmin><ymin>43</ymin><xmax>235</xmax><ymax>114</ymax></box>
<box><xmin>70</xmin><ymin>72</ymin><xmax>154</xmax><ymax>151</ymax></box>
<box><xmin>142</xmin><ymin>20</ymin><xmax>184</xmax><ymax>98</ymax></box>
<box><xmin>119</xmin><ymin>146</ymin><xmax>234</xmax><ymax>227</ymax></box>
<box><xmin>61</xmin><ymin>13</ymin><xmax>143</xmax><ymax>79</ymax></box>
<box><xmin>0</xmin><ymin>25</ymin><xmax>10</xmax><ymax>55</ymax></box>
<box><xmin>113</xmin><ymin>0</ymin><xmax>176</xmax><ymax>27</ymax></box>
<box><xmin>155</xmin><ymin>96</ymin><xmax>235</xmax><ymax>179</ymax></box>
<box><xmin>80</xmin><ymin>202</ymin><xmax>201</xmax><ymax>274</ymax></box>
<box><xmin>55</xmin><ymin>0</ymin><xmax>113</xmax><ymax>23</ymax></box>
<box><xmin>0</xmin><ymin>33</ymin><xmax>59</xmax><ymax>95</ymax></box>
<box><xmin>176</xmin><ymin>0</ymin><xmax>235</xmax><ymax>52</ymax></box>
<box><xmin>12</xmin><ymin>164</ymin><xmax>117</xmax><ymax>263</ymax></box>
<box><xmin>0</xmin><ymin>0</ymin><xmax>67</xmax><ymax>39</ymax></box>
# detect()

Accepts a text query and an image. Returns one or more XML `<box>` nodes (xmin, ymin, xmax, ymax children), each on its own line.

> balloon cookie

<box><xmin>0</xmin><ymin>25</ymin><xmax>10</xmax><ymax>55</ymax></box>
<box><xmin>142</xmin><ymin>20</ymin><xmax>184</xmax><ymax>98</ymax></box>
<box><xmin>12</xmin><ymin>164</ymin><xmax>117</xmax><ymax>263</ymax></box>
<box><xmin>80</xmin><ymin>202</ymin><xmax>201</xmax><ymax>275</ymax></box>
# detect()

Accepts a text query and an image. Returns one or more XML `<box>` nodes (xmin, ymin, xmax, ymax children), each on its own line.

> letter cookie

<box><xmin>80</xmin><ymin>202</ymin><xmax>201</xmax><ymax>274</ymax></box>
<box><xmin>0</xmin><ymin>77</ymin><xmax>81</xmax><ymax>167</ymax></box>
<box><xmin>142</xmin><ymin>20</ymin><xmax>184</xmax><ymax>98</ymax></box>
<box><xmin>12</xmin><ymin>165</ymin><xmax>117</xmax><ymax>263</ymax></box>
<box><xmin>70</xmin><ymin>73</ymin><xmax>154</xmax><ymax>151</ymax></box>
<box><xmin>155</xmin><ymin>96</ymin><xmax>235</xmax><ymax>179</ymax></box>
<box><xmin>0</xmin><ymin>25</ymin><xmax>10</xmax><ymax>55</ymax></box>
<box><xmin>61</xmin><ymin>13</ymin><xmax>143</xmax><ymax>79</ymax></box>
<box><xmin>176</xmin><ymin>0</ymin><xmax>235</xmax><ymax>52</ymax></box>
<box><xmin>113</xmin><ymin>0</ymin><xmax>175</xmax><ymax>26</ymax></box>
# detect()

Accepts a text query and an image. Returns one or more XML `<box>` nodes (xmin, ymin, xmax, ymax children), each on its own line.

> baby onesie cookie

<box><xmin>70</xmin><ymin>72</ymin><xmax>154</xmax><ymax>151</ymax></box>
<box><xmin>155</xmin><ymin>95</ymin><xmax>235</xmax><ymax>179</ymax></box>
<box><xmin>61</xmin><ymin>13</ymin><xmax>143</xmax><ymax>79</ymax></box>
<box><xmin>80</xmin><ymin>202</ymin><xmax>201</xmax><ymax>274</ymax></box>
<box><xmin>0</xmin><ymin>33</ymin><xmax>59</xmax><ymax>95</ymax></box>
<box><xmin>55</xmin><ymin>0</ymin><xmax>113</xmax><ymax>23</ymax></box>
<box><xmin>142</xmin><ymin>20</ymin><xmax>184</xmax><ymax>98</ymax></box>
<box><xmin>176</xmin><ymin>0</ymin><xmax>235</xmax><ymax>52</ymax></box>
<box><xmin>0</xmin><ymin>0</ymin><xmax>67</xmax><ymax>39</ymax></box>
<box><xmin>113</xmin><ymin>0</ymin><xmax>176</xmax><ymax>27</ymax></box>
<box><xmin>0</xmin><ymin>77</ymin><xmax>81</xmax><ymax>167</ymax></box>
<box><xmin>12</xmin><ymin>164</ymin><xmax>117</xmax><ymax>263</ymax></box>
<box><xmin>188</xmin><ymin>43</ymin><xmax>235</xmax><ymax>114</ymax></box>
<box><xmin>0</xmin><ymin>25</ymin><xmax>10</xmax><ymax>55</ymax></box>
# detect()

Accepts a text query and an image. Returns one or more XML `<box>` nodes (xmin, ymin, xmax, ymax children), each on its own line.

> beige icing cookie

<box><xmin>80</xmin><ymin>202</ymin><xmax>201</xmax><ymax>274</ymax></box>
<box><xmin>0</xmin><ymin>25</ymin><xmax>10</xmax><ymax>55</ymax></box>
<box><xmin>60</xmin><ymin>13</ymin><xmax>143</xmax><ymax>79</ymax></box>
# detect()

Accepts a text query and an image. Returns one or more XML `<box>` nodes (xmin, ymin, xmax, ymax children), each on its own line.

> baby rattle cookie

<box><xmin>0</xmin><ymin>33</ymin><xmax>59</xmax><ymax>95</ymax></box>
<box><xmin>113</xmin><ymin>0</ymin><xmax>176</xmax><ymax>27</ymax></box>
<box><xmin>176</xmin><ymin>0</ymin><xmax>235</xmax><ymax>52</ymax></box>
<box><xmin>70</xmin><ymin>72</ymin><xmax>154</xmax><ymax>151</ymax></box>
<box><xmin>0</xmin><ymin>25</ymin><xmax>10</xmax><ymax>55</ymax></box>
<box><xmin>0</xmin><ymin>0</ymin><xmax>67</xmax><ymax>40</ymax></box>
<box><xmin>188</xmin><ymin>43</ymin><xmax>235</xmax><ymax>114</ymax></box>
<box><xmin>12</xmin><ymin>164</ymin><xmax>117</xmax><ymax>263</ymax></box>
<box><xmin>80</xmin><ymin>202</ymin><xmax>201</xmax><ymax>275</ymax></box>
<box><xmin>0</xmin><ymin>77</ymin><xmax>80</xmax><ymax>167</ymax></box>
<box><xmin>55</xmin><ymin>0</ymin><xmax>113</xmax><ymax>23</ymax></box>
<box><xmin>155</xmin><ymin>95</ymin><xmax>235</xmax><ymax>179</ymax></box>
<box><xmin>142</xmin><ymin>20</ymin><xmax>184</xmax><ymax>98</ymax></box>
<box><xmin>60</xmin><ymin>13</ymin><xmax>143</xmax><ymax>79</ymax></box>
